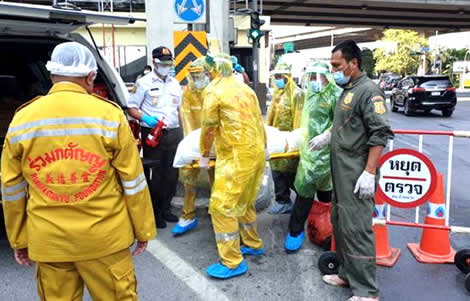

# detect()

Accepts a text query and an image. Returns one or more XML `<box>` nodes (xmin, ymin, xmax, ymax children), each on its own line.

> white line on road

<box><xmin>395</xmin><ymin>136</ymin><xmax>432</xmax><ymax>156</ymax></box>
<box><xmin>146</xmin><ymin>239</ymin><xmax>232</xmax><ymax>301</ymax></box>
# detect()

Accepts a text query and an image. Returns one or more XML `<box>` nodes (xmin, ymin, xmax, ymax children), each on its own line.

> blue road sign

<box><xmin>174</xmin><ymin>0</ymin><xmax>205</xmax><ymax>23</ymax></box>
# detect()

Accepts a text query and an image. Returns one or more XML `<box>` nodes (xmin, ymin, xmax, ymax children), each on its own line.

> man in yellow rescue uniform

<box><xmin>1</xmin><ymin>42</ymin><xmax>156</xmax><ymax>300</ymax></box>
<box><xmin>266</xmin><ymin>61</ymin><xmax>304</xmax><ymax>214</ymax></box>
<box><xmin>199</xmin><ymin>53</ymin><xmax>266</xmax><ymax>279</ymax></box>
<box><xmin>172</xmin><ymin>58</ymin><xmax>214</xmax><ymax>236</ymax></box>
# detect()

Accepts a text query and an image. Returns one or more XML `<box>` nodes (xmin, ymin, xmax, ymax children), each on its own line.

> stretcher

<box><xmin>183</xmin><ymin>151</ymin><xmax>300</xmax><ymax>169</ymax></box>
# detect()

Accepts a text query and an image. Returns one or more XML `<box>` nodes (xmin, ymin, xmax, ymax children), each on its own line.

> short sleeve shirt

<box><xmin>128</xmin><ymin>72</ymin><xmax>182</xmax><ymax>128</ymax></box>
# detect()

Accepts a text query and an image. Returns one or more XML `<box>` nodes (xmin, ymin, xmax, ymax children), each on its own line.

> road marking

<box><xmin>395</xmin><ymin>137</ymin><xmax>432</xmax><ymax>156</ymax></box>
<box><xmin>147</xmin><ymin>239</ymin><xmax>232</xmax><ymax>301</ymax></box>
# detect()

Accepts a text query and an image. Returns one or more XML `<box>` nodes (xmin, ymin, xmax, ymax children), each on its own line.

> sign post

<box><xmin>174</xmin><ymin>0</ymin><xmax>207</xmax><ymax>24</ymax></box>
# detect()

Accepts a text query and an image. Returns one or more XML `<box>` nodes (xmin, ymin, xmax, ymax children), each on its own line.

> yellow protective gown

<box><xmin>266</xmin><ymin>73</ymin><xmax>304</xmax><ymax>172</ymax></box>
<box><xmin>200</xmin><ymin>74</ymin><xmax>266</xmax><ymax>217</ymax></box>
<box><xmin>179</xmin><ymin>65</ymin><xmax>214</xmax><ymax>220</ymax></box>
<box><xmin>1</xmin><ymin>82</ymin><xmax>156</xmax><ymax>263</ymax></box>
<box><xmin>200</xmin><ymin>54</ymin><xmax>265</xmax><ymax>268</ymax></box>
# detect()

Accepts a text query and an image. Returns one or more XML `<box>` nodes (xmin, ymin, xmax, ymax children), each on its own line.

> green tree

<box><xmin>433</xmin><ymin>47</ymin><xmax>469</xmax><ymax>87</ymax></box>
<box><xmin>361</xmin><ymin>48</ymin><xmax>375</xmax><ymax>77</ymax></box>
<box><xmin>374</xmin><ymin>29</ymin><xmax>428</xmax><ymax>75</ymax></box>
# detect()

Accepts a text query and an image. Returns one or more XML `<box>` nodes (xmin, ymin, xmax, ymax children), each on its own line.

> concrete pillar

<box><xmin>207</xmin><ymin>0</ymin><xmax>230</xmax><ymax>53</ymax></box>
<box><xmin>145</xmin><ymin>0</ymin><xmax>174</xmax><ymax>64</ymax></box>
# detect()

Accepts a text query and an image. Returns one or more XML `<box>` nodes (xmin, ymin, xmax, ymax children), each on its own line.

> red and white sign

<box><xmin>377</xmin><ymin>149</ymin><xmax>437</xmax><ymax>209</ymax></box>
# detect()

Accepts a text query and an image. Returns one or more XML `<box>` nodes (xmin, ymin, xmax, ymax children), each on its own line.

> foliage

<box><xmin>361</xmin><ymin>48</ymin><xmax>375</xmax><ymax>77</ymax></box>
<box><xmin>374</xmin><ymin>29</ymin><xmax>428</xmax><ymax>75</ymax></box>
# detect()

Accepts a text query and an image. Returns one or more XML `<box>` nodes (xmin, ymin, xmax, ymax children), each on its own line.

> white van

<box><xmin>0</xmin><ymin>2</ymin><xmax>140</xmax><ymax>228</ymax></box>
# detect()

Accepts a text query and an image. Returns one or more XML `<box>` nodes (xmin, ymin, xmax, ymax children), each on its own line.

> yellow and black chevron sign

<box><xmin>173</xmin><ymin>31</ymin><xmax>208</xmax><ymax>84</ymax></box>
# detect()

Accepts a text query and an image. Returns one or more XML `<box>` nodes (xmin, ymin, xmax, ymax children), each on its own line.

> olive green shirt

<box><xmin>331</xmin><ymin>72</ymin><xmax>394</xmax><ymax>156</ymax></box>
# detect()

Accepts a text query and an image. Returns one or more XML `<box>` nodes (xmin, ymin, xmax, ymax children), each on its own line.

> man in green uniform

<box><xmin>310</xmin><ymin>40</ymin><xmax>394</xmax><ymax>301</ymax></box>
<box><xmin>266</xmin><ymin>62</ymin><xmax>304</xmax><ymax>214</ymax></box>
<box><xmin>285</xmin><ymin>61</ymin><xmax>342</xmax><ymax>252</ymax></box>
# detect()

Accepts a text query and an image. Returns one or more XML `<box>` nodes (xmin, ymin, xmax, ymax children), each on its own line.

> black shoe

<box><xmin>163</xmin><ymin>212</ymin><xmax>178</xmax><ymax>223</ymax></box>
<box><xmin>156</xmin><ymin>216</ymin><xmax>167</xmax><ymax>229</ymax></box>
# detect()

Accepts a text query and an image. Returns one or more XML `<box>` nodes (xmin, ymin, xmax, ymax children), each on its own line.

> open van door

<box><xmin>0</xmin><ymin>2</ymin><xmax>145</xmax><ymax>107</ymax></box>
<box><xmin>0</xmin><ymin>2</ymin><xmax>141</xmax><ymax>35</ymax></box>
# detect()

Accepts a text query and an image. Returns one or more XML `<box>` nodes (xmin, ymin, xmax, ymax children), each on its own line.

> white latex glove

<box><xmin>309</xmin><ymin>130</ymin><xmax>331</xmax><ymax>151</ymax></box>
<box><xmin>199</xmin><ymin>157</ymin><xmax>210</xmax><ymax>169</ymax></box>
<box><xmin>354</xmin><ymin>170</ymin><xmax>376</xmax><ymax>200</ymax></box>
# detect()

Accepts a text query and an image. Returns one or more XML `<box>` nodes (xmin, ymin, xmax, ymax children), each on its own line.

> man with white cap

<box><xmin>1</xmin><ymin>42</ymin><xmax>156</xmax><ymax>300</ymax></box>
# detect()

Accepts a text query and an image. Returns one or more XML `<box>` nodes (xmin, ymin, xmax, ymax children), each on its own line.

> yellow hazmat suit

<box><xmin>266</xmin><ymin>62</ymin><xmax>304</xmax><ymax>173</ymax></box>
<box><xmin>2</xmin><ymin>82</ymin><xmax>156</xmax><ymax>300</ymax></box>
<box><xmin>179</xmin><ymin>59</ymin><xmax>214</xmax><ymax>222</ymax></box>
<box><xmin>200</xmin><ymin>54</ymin><xmax>266</xmax><ymax>269</ymax></box>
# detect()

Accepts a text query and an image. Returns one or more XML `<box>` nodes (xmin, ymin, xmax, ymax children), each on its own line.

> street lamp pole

<box><xmin>252</xmin><ymin>0</ymin><xmax>259</xmax><ymax>93</ymax></box>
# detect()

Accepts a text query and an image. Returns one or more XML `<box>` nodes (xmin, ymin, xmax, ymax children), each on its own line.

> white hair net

<box><xmin>46</xmin><ymin>42</ymin><xmax>98</xmax><ymax>77</ymax></box>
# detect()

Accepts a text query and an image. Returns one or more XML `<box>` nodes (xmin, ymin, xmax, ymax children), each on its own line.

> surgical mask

<box><xmin>310</xmin><ymin>81</ymin><xmax>323</xmax><ymax>92</ymax></box>
<box><xmin>194</xmin><ymin>77</ymin><xmax>209</xmax><ymax>90</ymax></box>
<box><xmin>333</xmin><ymin>63</ymin><xmax>351</xmax><ymax>86</ymax></box>
<box><xmin>156</xmin><ymin>65</ymin><xmax>171</xmax><ymax>77</ymax></box>
<box><xmin>275</xmin><ymin>78</ymin><xmax>286</xmax><ymax>89</ymax></box>
<box><xmin>143</xmin><ymin>69</ymin><xmax>151</xmax><ymax>75</ymax></box>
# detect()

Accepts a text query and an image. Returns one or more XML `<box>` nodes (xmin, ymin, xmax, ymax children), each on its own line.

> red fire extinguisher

<box><xmin>145</xmin><ymin>118</ymin><xmax>166</xmax><ymax>148</ymax></box>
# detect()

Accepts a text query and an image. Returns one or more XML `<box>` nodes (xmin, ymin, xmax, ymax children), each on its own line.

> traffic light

<box><xmin>249</xmin><ymin>11</ymin><xmax>265</xmax><ymax>42</ymax></box>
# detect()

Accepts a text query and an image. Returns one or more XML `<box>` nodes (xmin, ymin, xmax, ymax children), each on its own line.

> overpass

<box><xmin>232</xmin><ymin>0</ymin><xmax>470</xmax><ymax>50</ymax></box>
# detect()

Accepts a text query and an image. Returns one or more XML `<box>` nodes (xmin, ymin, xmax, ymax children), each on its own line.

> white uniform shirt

<box><xmin>234</xmin><ymin>71</ymin><xmax>245</xmax><ymax>83</ymax></box>
<box><xmin>128</xmin><ymin>72</ymin><xmax>182</xmax><ymax>129</ymax></box>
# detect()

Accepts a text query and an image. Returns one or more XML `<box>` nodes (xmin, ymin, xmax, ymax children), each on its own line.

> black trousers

<box><xmin>288</xmin><ymin>191</ymin><xmax>332</xmax><ymax>236</ymax></box>
<box><xmin>272</xmin><ymin>171</ymin><xmax>296</xmax><ymax>204</ymax></box>
<box><xmin>142</xmin><ymin>127</ymin><xmax>183</xmax><ymax>217</ymax></box>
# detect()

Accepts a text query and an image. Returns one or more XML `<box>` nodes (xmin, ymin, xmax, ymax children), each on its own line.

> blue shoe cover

<box><xmin>268</xmin><ymin>202</ymin><xmax>293</xmax><ymax>214</ymax></box>
<box><xmin>284</xmin><ymin>231</ymin><xmax>305</xmax><ymax>252</ymax></box>
<box><xmin>206</xmin><ymin>260</ymin><xmax>248</xmax><ymax>279</ymax></box>
<box><xmin>241</xmin><ymin>246</ymin><xmax>265</xmax><ymax>256</ymax></box>
<box><xmin>172</xmin><ymin>218</ymin><xmax>198</xmax><ymax>235</ymax></box>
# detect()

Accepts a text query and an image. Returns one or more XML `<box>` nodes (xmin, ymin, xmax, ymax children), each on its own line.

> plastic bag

<box><xmin>255</xmin><ymin>163</ymin><xmax>275</xmax><ymax>212</ymax></box>
<box><xmin>173</xmin><ymin>129</ymin><xmax>215</xmax><ymax>168</ymax></box>
<box><xmin>307</xmin><ymin>200</ymin><xmax>333</xmax><ymax>248</ymax></box>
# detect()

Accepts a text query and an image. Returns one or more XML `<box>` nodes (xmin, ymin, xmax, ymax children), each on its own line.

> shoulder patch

<box><xmin>344</xmin><ymin>92</ymin><xmax>354</xmax><ymax>104</ymax></box>
<box><xmin>91</xmin><ymin>93</ymin><xmax>123</xmax><ymax>111</ymax></box>
<box><xmin>374</xmin><ymin>101</ymin><xmax>386</xmax><ymax>114</ymax></box>
<box><xmin>371</xmin><ymin>95</ymin><xmax>385</xmax><ymax>102</ymax></box>
<box><xmin>15</xmin><ymin>96</ymin><xmax>42</xmax><ymax>114</ymax></box>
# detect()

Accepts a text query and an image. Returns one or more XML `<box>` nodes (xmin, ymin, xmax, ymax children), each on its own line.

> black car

<box><xmin>390</xmin><ymin>75</ymin><xmax>457</xmax><ymax>117</ymax></box>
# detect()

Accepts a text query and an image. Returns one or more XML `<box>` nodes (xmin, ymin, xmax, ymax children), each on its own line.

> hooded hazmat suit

<box><xmin>176</xmin><ymin>58</ymin><xmax>214</xmax><ymax>231</ymax></box>
<box><xmin>287</xmin><ymin>61</ymin><xmax>342</xmax><ymax>244</ymax></box>
<box><xmin>266</xmin><ymin>62</ymin><xmax>304</xmax><ymax>213</ymax></box>
<box><xmin>294</xmin><ymin>61</ymin><xmax>342</xmax><ymax>197</ymax></box>
<box><xmin>200</xmin><ymin>53</ymin><xmax>266</xmax><ymax>275</ymax></box>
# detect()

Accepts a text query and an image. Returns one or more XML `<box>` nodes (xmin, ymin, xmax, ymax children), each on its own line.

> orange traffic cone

<box><xmin>407</xmin><ymin>173</ymin><xmax>456</xmax><ymax>263</ymax></box>
<box><xmin>374</xmin><ymin>195</ymin><xmax>401</xmax><ymax>267</ymax></box>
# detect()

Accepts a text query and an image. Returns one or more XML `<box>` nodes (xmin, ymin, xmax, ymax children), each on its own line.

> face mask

<box><xmin>275</xmin><ymin>78</ymin><xmax>286</xmax><ymax>89</ymax></box>
<box><xmin>333</xmin><ymin>63</ymin><xmax>351</xmax><ymax>86</ymax></box>
<box><xmin>310</xmin><ymin>81</ymin><xmax>323</xmax><ymax>92</ymax></box>
<box><xmin>194</xmin><ymin>77</ymin><xmax>209</xmax><ymax>90</ymax></box>
<box><xmin>143</xmin><ymin>70</ymin><xmax>151</xmax><ymax>75</ymax></box>
<box><xmin>156</xmin><ymin>65</ymin><xmax>171</xmax><ymax>77</ymax></box>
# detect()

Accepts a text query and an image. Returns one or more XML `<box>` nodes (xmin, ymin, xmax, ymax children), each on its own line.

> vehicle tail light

<box><xmin>446</xmin><ymin>87</ymin><xmax>456</xmax><ymax>92</ymax></box>
<box><xmin>412</xmin><ymin>87</ymin><xmax>426</xmax><ymax>93</ymax></box>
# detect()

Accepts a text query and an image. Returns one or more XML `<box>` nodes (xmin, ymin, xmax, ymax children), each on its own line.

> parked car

<box><xmin>385</xmin><ymin>77</ymin><xmax>401</xmax><ymax>91</ymax></box>
<box><xmin>390</xmin><ymin>75</ymin><xmax>457</xmax><ymax>117</ymax></box>
<box><xmin>380</xmin><ymin>74</ymin><xmax>401</xmax><ymax>91</ymax></box>
<box><xmin>379</xmin><ymin>73</ymin><xmax>399</xmax><ymax>90</ymax></box>
<box><xmin>0</xmin><ymin>2</ymin><xmax>140</xmax><ymax>233</ymax></box>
